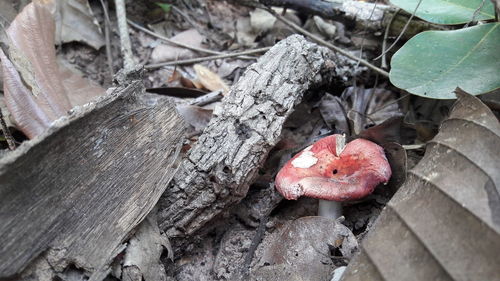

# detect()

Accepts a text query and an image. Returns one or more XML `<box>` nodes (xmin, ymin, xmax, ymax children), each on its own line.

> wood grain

<box><xmin>0</xmin><ymin>80</ymin><xmax>185</xmax><ymax>279</ymax></box>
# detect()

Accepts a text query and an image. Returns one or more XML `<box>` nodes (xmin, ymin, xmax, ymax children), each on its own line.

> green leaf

<box><xmin>155</xmin><ymin>2</ymin><xmax>172</xmax><ymax>14</ymax></box>
<box><xmin>390</xmin><ymin>0</ymin><xmax>495</xmax><ymax>24</ymax></box>
<box><xmin>390</xmin><ymin>23</ymin><xmax>500</xmax><ymax>99</ymax></box>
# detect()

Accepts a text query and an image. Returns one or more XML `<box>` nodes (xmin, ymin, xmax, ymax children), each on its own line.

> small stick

<box><xmin>264</xmin><ymin>7</ymin><xmax>389</xmax><ymax>77</ymax></box>
<box><xmin>368</xmin><ymin>93</ymin><xmax>410</xmax><ymax>116</ymax></box>
<box><xmin>128</xmin><ymin>19</ymin><xmax>254</xmax><ymax>60</ymax></box>
<box><xmin>241</xmin><ymin>216</ymin><xmax>269</xmax><ymax>276</ymax></box>
<box><xmin>0</xmin><ymin>107</ymin><xmax>15</xmax><ymax>150</ymax></box>
<box><xmin>464</xmin><ymin>0</ymin><xmax>486</xmax><ymax>28</ymax></box>
<box><xmin>189</xmin><ymin>90</ymin><xmax>224</xmax><ymax>106</ymax></box>
<box><xmin>99</xmin><ymin>0</ymin><xmax>114</xmax><ymax>78</ymax></box>
<box><xmin>380</xmin><ymin>8</ymin><xmax>400</xmax><ymax>69</ymax></box>
<box><xmin>403</xmin><ymin>144</ymin><xmax>425</xmax><ymax>150</ymax></box>
<box><xmin>115</xmin><ymin>0</ymin><xmax>135</xmax><ymax>72</ymax></box>
<box><xmin>145</xmin><ymin>47</ymin><xmax>270</xmax><ymax>69</ymax></box>
<box><xmin>373</xmin><ymin>0</ymin><xmax>423</xmax><ymax>61</ymax></box>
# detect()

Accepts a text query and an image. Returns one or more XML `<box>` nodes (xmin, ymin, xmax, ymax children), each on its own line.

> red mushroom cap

<box><xmin>275</xmin><ymin>135</ymin><xmax>391</xmax><ymax>201</ymax></box>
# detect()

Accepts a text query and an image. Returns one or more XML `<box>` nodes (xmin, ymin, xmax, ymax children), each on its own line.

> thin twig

<box><xmin>373</xmin><ymin>0</ymin><xmax>423</xmax><ymax>61</ymax></box>
<box><xmin>99</xmin><ymin>0</ymin><xmax>114</xmax><ymax>78</ymax></box>
<box><xmin>189</xmin><ymin>90</ymin><xmax>224</xmax><ymax>106</ymax></box>
<box><xmin>465</xmin><ymin>0</ymin><xmax>486</xmax><ymax>28</ymax></box>
<box><xmin>241</xmin><ymin>216</ymin><xmax>269</xmax><ymax>277</ymax></box>
<box><xmin>264</xmin><ymin>7</ymin><xmax>389</xmax><ymax>77</ymax></box>
<box><xmin>128</xmin><ymin>19</ymin><xmax>219</xmax><ymax>55</ymax></box>
<box><xmin>403</xmin><ymin>144</ymin><xmax>425</xmax><ymax>150</ymax></box>
<box><xmin>115</xmin><ymin>0</ymin><xmax>135</xmax><ymax>72</ymax></box>
<box><xmin>369</xmin><ymin>93</ymin><xmax>410</xmax><ymax>116</ymax></box>
<box><xmin>145</xmin><ymin>47</ymin><xmax>270</xmax><ymax>69</ymax></box>
<box><xmin>494</xmin><ymin>0</ymin><xmax>499</xmax><ymax>21</ymax></box>
<box><xmin>0</xmin><ymin>108</ymin><xmax>15</xmax><ymax>150</ymax></box>
<box><xmin>128</xmin><ymin>19</ymin><xmax>254</xmax><ymax>60</ymax></box>
<box><xmin>381</xmin><ymin>8</ymin><xmax>400</xmax><ymax>69</ymax></box>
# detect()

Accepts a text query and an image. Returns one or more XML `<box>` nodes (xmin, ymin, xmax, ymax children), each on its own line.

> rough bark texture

<box><xmin>0</xmin><ymin>78</ymin><xmax>185</xmax><ymax>280</ymax></box>
<box><xmin>157</xmin><ymin>35</ymin><xmax>360</xmax><ymax>238</ymax></box>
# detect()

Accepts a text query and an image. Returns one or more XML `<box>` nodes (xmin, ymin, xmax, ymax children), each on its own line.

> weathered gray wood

<box><xmin>157</xmin><ymin>35</ymin><xmax>361</xmax><ymax>238</ymax></box>
<box><xmin>0</xmin><ymin>79</ymin><xmax>185</xmax><ymax>279</ymax></box>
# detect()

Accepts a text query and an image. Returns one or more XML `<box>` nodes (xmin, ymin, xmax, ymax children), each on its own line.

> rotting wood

<box><xmin>157</xmin><ymin>35</ymin><xmax>362</xmax><ymax>238</ymax></box>
<box><xmin>0</xmin><ymin>75</ymin><xmax>186</xmax><ymax>279</ymax></box>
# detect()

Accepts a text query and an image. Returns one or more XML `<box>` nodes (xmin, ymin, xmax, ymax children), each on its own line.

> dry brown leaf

<box><xmin>175</xmin><ymin>104</ymin><xmax>213</xmax><ymax>132</ymax></box>
<box><xmin>319</xmin><ymin>87</ymin><xmax>402</xmax><ymax>136</ymax></box>
<box><xmin>236</xmin><ymin>17</ymin><xmax>258</xmax><ymax>48</ymax></box>
<box><xmin>1</xmin><ymin>2</ymin><xmax>105</xmax><ymax>138</ymax></box>
<box><xmin>166</xmin><ymin>69</ymin><xmax>196</xmax><ymax>89</ymax></box>
<box><xmin>342</xmin><ymin>90</ymin><xmax>500</xmax><ymax>281</ymax></box>
<box><xmin>123</xmin><ymin>212</ymin><xmax>171</xmax><ymax>281</ymax></box>
<box><xmin>33</xmin><ymin>0</ymin><xmax>104</xmax><ymax>49</ymax></box>
<box><xmin>191</xmin><ymin>79</ymin><xmax>204</xmax><ymax>90</ymax></box>
<box><xmin>193</xmin><ymin>64</ymin><xmax>229</xmax><ymax>95</ymax></box>
<box><xmin>250</xmin><ymin>8</ymin><xmax>277</xmax><ymax>33</ymax></box>
<box><xmin>0</xmin><ymin>49</ymin><xmax>53</xmax><ymax>138</ymax></box>
<box><xmin>167</xmin><ymin>69</ymin><xmax>182</xmax><ymax>83</ymax></box>
<box><xmin>151</xmin><ymin>29</ymin><xmax>205</xmax><ymax>63</ymax></box>
<box><xmin>247</xmin><ymin>216</ymin><xmax>357</xmax><ymax>280</ymax></box>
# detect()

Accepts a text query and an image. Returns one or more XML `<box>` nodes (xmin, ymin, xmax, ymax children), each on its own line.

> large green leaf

<box><xmin>390</xmin><ymin>0</ymin><xmax>495</xmax><ymax>24</ymax></box>
<box><xmin>390</xmin><ymin>23</ymin><xmax>500</xmax><ymax>99</ymax></box>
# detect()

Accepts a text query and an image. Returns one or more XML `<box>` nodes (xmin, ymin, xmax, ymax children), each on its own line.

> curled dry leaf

<box><xmin>0</xmin><ymin>49</ymin><xmax>53</xmax><ymax>138</ymax></box>
<box><xmin>357</xmin><ymin>116</ymin><xmax>404</xmax><ymax>145</ymax></box>
<box><xmin>250</xmin><ymin>8</ymin><xmax>278</xmax><ymax>33</ymax></box>
<box><xmin>175</xmin><ymin>104</ymin><xmax>213</xmax><ymax>132</ymax></box>
<box><xmin>151</xmin><ymin>29</ymin><xmax>205</xmax><ymax>63</ymax></box>
<box><xmin>304</xmin><ymin>16</ymin><xmax>337</xmax><ymax>40</ymax></box>
<box><xmin>166</xmin><ymin>69</ymin><xmax>196</xmax><ymax>89</ymax></box>
<box><xmin>319</xmin><ymin>93</ymin><xmax>349</xmax><ymax>133</ymax></box>
<box><xmin>35</xmin><ymin>0</ymin><xmax>105</xmax><ymax>49</ymax></box>
<box><xmin>1</xmin><ymin>2</ymin><xmax>105</xmax><ymax>138</ymax></box>
<box><xmin>236</xmin><ymin>16</ymin><xmax>258</xmax><ymax>48</ymax></box>
<box><xmin>247</xmin><ymin>216</ymin><xmax>358</xmax><ymax>280</ymax></box>
<box><xmin>123</xmin><ymin>212</ymin><xmax>172</xmax><ymax>281</ymax></box>
<box><xmin>342</xmin><ymin>90</ymin><xmax>500</xmax><ymax>281</ymax></box>
<box><xmin>319</xmin><ymin>86</ymin><xmax>402</xmax><ymax>136</ymax></box>
<box><xmin>193</xmin><ymin>64</ymin><xmax>230</xmax><ymax>95</ymax></box>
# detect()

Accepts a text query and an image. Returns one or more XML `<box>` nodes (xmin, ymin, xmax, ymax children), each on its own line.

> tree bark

<box><xmin>0</xmin><ymin>76</ymin><xmax>185</xmax><ymax>279</ymax></box>
<box><xmin>157</xmin><ymin>35</ymin><xmax>362</xmax><ymax>238</ymax></box>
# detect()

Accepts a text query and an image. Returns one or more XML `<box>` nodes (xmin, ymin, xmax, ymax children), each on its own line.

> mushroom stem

<box><xmin>318</xmin><ymin>199</ymin><xmax>342</xmax><ymax>219</ymax></box>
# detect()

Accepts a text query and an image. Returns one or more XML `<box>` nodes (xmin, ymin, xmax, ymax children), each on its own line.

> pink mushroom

<box><xmin>275</xmin><ymin>134</ymin><xmax>391</xmax><ymax>218</ymax></box>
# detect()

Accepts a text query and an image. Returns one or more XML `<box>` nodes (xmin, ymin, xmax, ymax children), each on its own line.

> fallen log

<box><xmin>0</xmin><ymin>73</ymin><xmax>185</xmax><ymax>280</ymax></box>
<box><xmin>157</xmin><ymin>35</ymin><xmax>362</xmax><ymax>238</ymax></box>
